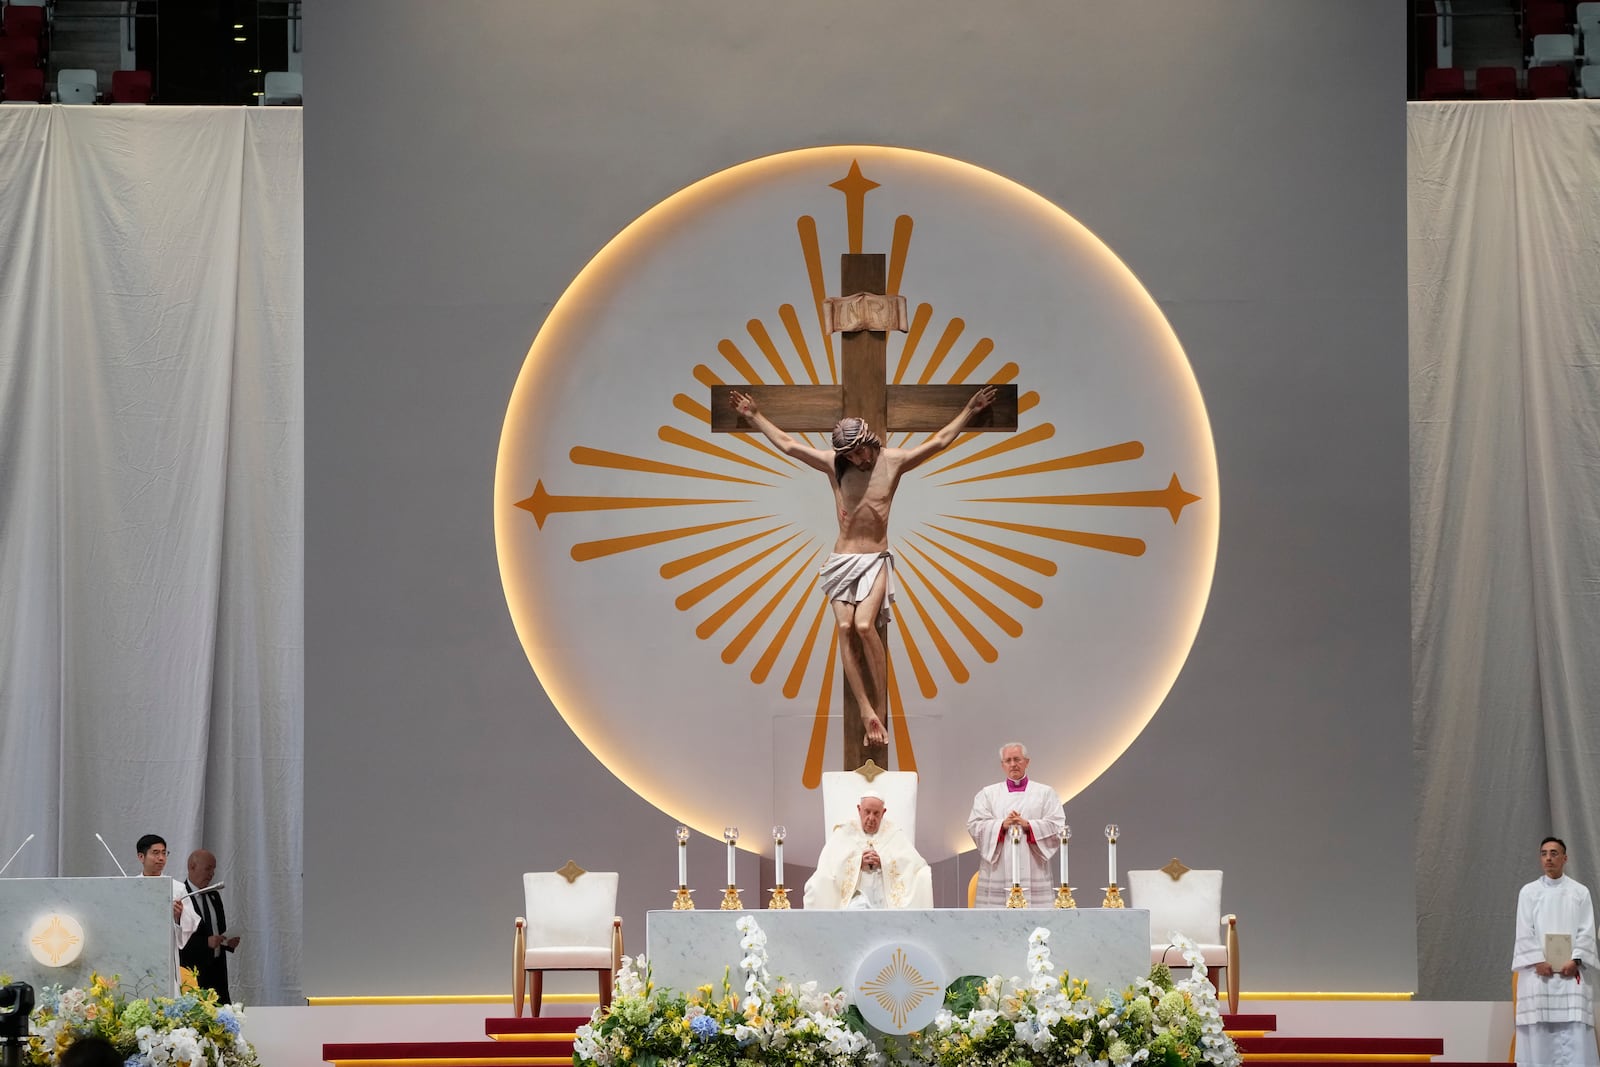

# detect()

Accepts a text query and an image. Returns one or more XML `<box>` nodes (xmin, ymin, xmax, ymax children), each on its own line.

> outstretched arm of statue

<box><xmin>728</xmin><ymin>390</ymin><xmax>833</xmax><ymax>474</ymax></box>
<box><xmin>896</xmin><ymin>385</ymin><xmax>999</xmax><ymax>472</ymax></box>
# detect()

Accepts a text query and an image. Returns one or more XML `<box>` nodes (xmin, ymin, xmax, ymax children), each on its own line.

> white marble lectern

<box><xmin>646</xmin><ymin>908</ymin><xmax>1150</xmax><ymax>1002</ymax></box>
<box><xmin>0</xmin><ymin>877</ymin><xmax>175</xmax><ymax>996</ymax></box>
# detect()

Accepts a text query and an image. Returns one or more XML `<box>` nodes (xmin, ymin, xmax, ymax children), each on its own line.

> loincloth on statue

<box><xmin>818</xmin><ymin>551</ymin><xmax>895</xmax><ymax>626</ymax></box>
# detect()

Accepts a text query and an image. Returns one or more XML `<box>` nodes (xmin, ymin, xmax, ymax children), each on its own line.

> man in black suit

<box><xmin>179</xmin><ymin>850</ymin><xmax>239</xmax><ymax>1002</ymax></box>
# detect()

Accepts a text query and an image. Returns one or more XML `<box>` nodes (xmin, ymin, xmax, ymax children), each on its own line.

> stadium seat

<box><xmin>1422</xmin><ymin>67</ymin><xmax>1469</xmax><ymax>99</ymax></box>
<box><xmin>1527</xmin><ymin>65</ymin><xmax>1572</xmax><ymax>96</ymax></box>
<box><xmin>2</xmin><ymin>66</ymin><xmax>44</xmax><ymax>103</ymax></box>
<box><xmin>110</xmin><ymin>69</ymin><xmax>151</xmax><ymax>104</ymax></box>
<box><xmin>56</xmin><ymin>68</ymin><xmax>98</xmax><ymax>104</ymax></box>
<box><xmin>1476</xmin><ymin>66</ymin><xmax>1519</xmax><ymax>98</ymax></box>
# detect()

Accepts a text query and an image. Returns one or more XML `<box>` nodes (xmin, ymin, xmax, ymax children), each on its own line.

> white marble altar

<box><xmin>0</xmin><ymin>877</ymin><xmax>175</xmax><ymax>995</ymax></box>
<box><xmin>646</xmin><ymin>908</ymin><xmax>1150</xmax><ymax>1002</ymax></box>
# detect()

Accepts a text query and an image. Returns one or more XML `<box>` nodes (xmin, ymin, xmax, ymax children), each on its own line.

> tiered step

<box><xmin>323</xmin><ymin>1011</ymin><xmax>1504</xmax><ymax>1067</ymax></box>
<box><xmin>324</xmin><ymin>1015</ymin><xmax>586</xmax><ymax>1067</ymax></box>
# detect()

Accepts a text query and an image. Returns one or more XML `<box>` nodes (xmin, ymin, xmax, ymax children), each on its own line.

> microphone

<box><xmin>95</xmin><ymin>833</ymin><xmax>130</xmax><ymax>877</ymax></box>
<box><xmin>0</xmin><ymin>834</ymin><xmax>33</xmax><ymax>876</ymax></box>
<box><xmin>178</xmin><ymin>881</ymin><xmax>224</xmax><ymax>901</ymax></box>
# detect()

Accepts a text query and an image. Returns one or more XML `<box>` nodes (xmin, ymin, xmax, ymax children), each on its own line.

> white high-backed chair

<box><xmin>820</xmin><ymin>764</ymin><xmax>932</xmax><ymax>906</ymax></box>
<box><xmin>1127</xmin><ymin>859</ymin><xmax>1240</xmax><ymax>1014</ymax></box>
<box><xmin>513</xmin><ymin>865</ymin><xmax>622</xmax><ymax>1018</ymax></box>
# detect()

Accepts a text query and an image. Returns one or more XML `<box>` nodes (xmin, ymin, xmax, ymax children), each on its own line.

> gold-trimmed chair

<box><xmin>1126</xmin><ymin>859</ymin><xmax>1240</xmax><ymax>1014</ymax></box>
<box><xmin>819</xmin><ymin>764</ymin><xmax>932</xmax><ymax>907</ymax></box>
<box><xmin>513</xmin><ymin>863</ymin><xmax>622</xmax><ymax>1018</ymax></box>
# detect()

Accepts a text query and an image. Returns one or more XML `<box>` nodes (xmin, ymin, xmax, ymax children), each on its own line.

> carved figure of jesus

<box><xmin>728</xmin><ymin>385</ymin><xmax>998</xmax><ymax>746</ymax></box>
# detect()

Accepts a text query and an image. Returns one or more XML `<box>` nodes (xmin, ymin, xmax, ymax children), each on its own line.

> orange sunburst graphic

<box><xmin>513</xmin><ymin>159</ymin><xmax>1201</xmax><ymax>791</ymax></box>
<box><xmin>30</xmin><ymin>913</ymin><xmax>83</xmax><ymax>965</ymax></box>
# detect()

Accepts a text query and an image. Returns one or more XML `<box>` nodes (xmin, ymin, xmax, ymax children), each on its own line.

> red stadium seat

<box><xmin>1</xmin><ymin>65</ymin><xmax>43</xmax><ymax>102</ymax></box>
<box><xmin>0</xmin><ymin>33</ymin><xmax>41</xmax><ymax>71</ymax></box>
<box><xmin>2</xmin><ymin>4</ymin><xmax>47</xmax><ymax>41</ymax></box>
<box><xmin>1527</xmin><ymin>64</ymin><xmax>1572</xmax><ymax>97</ymax></box>
<box><xmin>1525</xmin><ymin>2</ymin><xmax>1568</xmax><ymax>48</ymax></box>
<box><xmin>1476</xmin><ymin>66</ymin><xmax>1519</xmax><ymax>98</ymax></box>
<box><xmin>1422</xmin><ymin>67</ymin><xmax>1468</xmax><ymax>100</ymax></box>
<box><xmin>110</xmin><ymin>68</ymin><xmax>152</xmax><ymax>104</ymax></box>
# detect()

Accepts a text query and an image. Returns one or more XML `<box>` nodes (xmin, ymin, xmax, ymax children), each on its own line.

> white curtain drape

<box><xmin>0</xmin><ymin>106</ymin><xmax>303</xmax><ymax>1004</ymax></box>
<box><xmin>1411</xmin><ymin>101</ymin><xmax>1600</xmax><ymax>1000</ymax></box>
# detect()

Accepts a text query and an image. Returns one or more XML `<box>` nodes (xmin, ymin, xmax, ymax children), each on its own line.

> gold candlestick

<box><xmin>1102</xmin><ymin>824</ymin><xmax>1123</xmax><ymax>907</ymax></box>
<box><xmin>1005</xmin><ymin>883</ymin><xmax>1029</xmax><ymax>908</ymax></box>
<box><xmin>1053</xmin><ymin>884</ymin><xmax>1077</xmax><ymax>909</ymax></box>
<box><xmin>720</xmin><ymin>827</ymin><xmax>742</xmax><ymax>909</ymax></box>
<box><xmin>767</xmin><ymin>885</ymin><xmax>791</xmax><ymax>909</ymax></box>
<box><xmin>671</xmin><ymin>886</ymin><xmax>695</xmax><ymax>910</ymax></box>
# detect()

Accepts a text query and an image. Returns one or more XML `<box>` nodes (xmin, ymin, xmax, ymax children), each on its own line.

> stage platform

<box><xmin>234</xmin><ymin>996</ymin><xmax>1518</xmax><ymax>1067</ymax></box>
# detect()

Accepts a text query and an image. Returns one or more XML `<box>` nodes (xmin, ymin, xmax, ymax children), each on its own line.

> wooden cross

<box><xmin>709</xmin><ymin>163</ymin><xmax>1018</xmax><ymax>770</ymax></box>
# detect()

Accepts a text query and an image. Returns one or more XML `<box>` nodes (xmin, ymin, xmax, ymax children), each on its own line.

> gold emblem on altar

<box><xmin>28</xmin><ymin>912</ymin><xmax>85</xmax><ymax>967</ymax></box>
<box><xmin>854</xmin><ymin>943</ymin><xmax>945</xmax><ymax>1033</ymax></box>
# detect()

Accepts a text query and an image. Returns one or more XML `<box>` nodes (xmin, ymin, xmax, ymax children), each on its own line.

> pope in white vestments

<box><xmin>804</xmin><ymin>792</ymin><xmax>931</xmax><ymax>909</ymax></box>
<box><xmin>1513</xmin><ymin>837</ymin><xmax>1600</xmax><ymax>1067</ymax></box>
<box><xmin>967</xmin><ymin>742</ymin><xmax>1065</xmax><ymax>908</ymax></box>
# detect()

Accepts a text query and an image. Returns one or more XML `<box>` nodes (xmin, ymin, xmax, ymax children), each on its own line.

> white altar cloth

<box><xmin>646</xmin><ymin>908</ymin><xmax>1150</xmax><ymax>1000</ymax></box>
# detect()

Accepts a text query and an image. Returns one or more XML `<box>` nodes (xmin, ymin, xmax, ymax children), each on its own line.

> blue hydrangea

<box><xmin>216</xmin><ymin>1007</ymin><xmax>241</xmax><ymax>1035</ymax></box>
<box><xmin>690</xmin><ymin>1014</ymin><xmax>719</xmax><ymax>1040</ymax></box>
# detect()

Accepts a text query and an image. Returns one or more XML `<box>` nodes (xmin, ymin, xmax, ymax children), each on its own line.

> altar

<box><xmin>646</xmin><ymin>908</ymin><xmax>1150</xmax><ymax>1005</ymax></box>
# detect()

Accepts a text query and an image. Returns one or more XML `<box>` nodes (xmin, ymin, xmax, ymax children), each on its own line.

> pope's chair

<box><xmin>1126</xmin><ymin>859</ymin><xmax>1240</xmax><ymax>1014</ymax></box>
<box><xmin>819</xmin><ymin>765</ymin><xmax>932</xmax><ymax>907</ymax></box>
<box><xmin>513</xmin><ymin>865</ymin><xmax>622</xmax><ymax>1018</ymax></box>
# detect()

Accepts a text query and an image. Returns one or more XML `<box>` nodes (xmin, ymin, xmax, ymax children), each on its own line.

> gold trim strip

<box><xmin>1237</xmin><ymin>991</ymin><xmax>1415</xmax><ymax>1001</ymax></box>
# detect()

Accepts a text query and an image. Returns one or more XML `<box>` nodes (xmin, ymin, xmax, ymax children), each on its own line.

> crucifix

<box><xmin>709</xmin><ymin>161</ymin><xmax>1018</xmax><ymax>771</ymax></box>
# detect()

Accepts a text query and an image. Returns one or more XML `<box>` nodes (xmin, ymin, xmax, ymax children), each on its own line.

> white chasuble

<box><xmin>966</xmin><ymin>780</ymin><xmax>1065</xmax><ymax>908</ymax></box>
<box><xmin>803</xmin><ymin>817</ymin><xmax>930</xmax><ymax>910</ymax></box>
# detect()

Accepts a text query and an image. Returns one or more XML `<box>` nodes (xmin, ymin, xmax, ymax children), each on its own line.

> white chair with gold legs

<box><xmin>1126</xmin><ymin>859</ymin><xmax>1240</xmax><ymax>1014</ymax></box>
<box><xmin>513</xmin><ymin>863</ymin><xmax>622</xmax><ymax>1018</ymax></box>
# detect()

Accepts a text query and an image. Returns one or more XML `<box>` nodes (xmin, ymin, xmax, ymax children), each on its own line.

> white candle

<box><xmin>677</xmin><ymin>844</ymin><xmax>688</xmax><ymax>886</ymax></box>
<box><xmin>775</xmin><ymin>841</ymin><xmax>785</xmax><ymax>886</ymax></box>
<box><xmin>1009</xmin><ymin>825</ymin><xmax>1021</xmax><ymax>885</ymax></box>
<box><xmin>1108</xmin><ymin>840</ymin><xmax>1117</xmax><ymax>885</ymax></box>
<box><xmin>1060</xmin><ymin>823</ymin><xmax>1070</xmax><ymax>884</ymax></box>
<box><xmin>727</xmin><ymin>839</ymin><xmax>737</xmax><ymax>885</ymax></box>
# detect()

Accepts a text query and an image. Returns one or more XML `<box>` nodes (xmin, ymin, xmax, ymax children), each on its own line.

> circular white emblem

<box><xmin>496</xmin><ymin>146</ymin><xmax>1217</xmax><ymax>862</ymax></box>
<box><xmin>852</xmin><ymin>942</ymin><xmax>947</xmax><ymax>1034</ymax></box>
<box><xmin>28</xmin><ymin>912</ymin><xmax>85</xmax><ymax>967</ymax></box>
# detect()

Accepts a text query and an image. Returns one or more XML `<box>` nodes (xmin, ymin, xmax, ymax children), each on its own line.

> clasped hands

<box><xmin>859</xmin><ymin>848</ymin><xmax>881</xmax><ymax>872</ymax></box>
<box><xmin>1534</xmin><ymin>960</ymin><xmax>1581</xmax><ymax>979</ymax></box>
<box><xmin>1002</xmin><ymin>811</ymin><xmax>1029</xmax><ymax>832</ymax></box>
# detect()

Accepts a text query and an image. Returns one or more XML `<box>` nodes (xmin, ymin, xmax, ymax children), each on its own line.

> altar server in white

<box><xmin>1513</xmin><ymin>836</ymin><xmax>1599</xmax><ymax>1066</ymax></box>
<box><xmin>136</xmin><ymin>834</ymin><xmax>200</xmax><ymax>994</ymax></box>
<box><xmin>967</xmin><ymin>742</ymin><xmax>1065</xmax><ymax>907</ymax></box>
<box><xmin>804</xmin><ymin>791</ymin><xmax>931</xmax><ymax>909</ymax></box>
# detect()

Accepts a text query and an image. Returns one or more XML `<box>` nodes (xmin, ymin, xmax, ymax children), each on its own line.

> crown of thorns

<box><xmin>831</xmin><ymin>418</ymin><xmax>881</xmax><ymax>453</ymax></box>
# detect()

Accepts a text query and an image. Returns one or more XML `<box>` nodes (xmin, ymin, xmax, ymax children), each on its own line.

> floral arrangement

<box><xmin>3</xmin><ymin>971</ymin><xmax>258</xmax><ymax>1067</ymax></box>
<box><xmin>909</xmin><ymin>929</ymin><xmax>1241</xmax><ymax>1067</ymax></box>
<box><xmin>575</xmin><ymin>915</ymin><xmax>879</xmax><ymax>1067</ymax></box>
<box><xmin>575</xmin><ymin>918</ymin><xmax>1238</xmax><ymax>1067</ymax></box>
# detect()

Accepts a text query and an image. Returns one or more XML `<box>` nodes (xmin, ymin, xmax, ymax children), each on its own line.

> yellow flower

<box><xmin>179</xmin><ymin>967</ymin><xmax>200</xmax><ymax>993</ymax></box>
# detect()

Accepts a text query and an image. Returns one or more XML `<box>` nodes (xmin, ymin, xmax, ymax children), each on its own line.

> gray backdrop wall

<box><xmin>304</xmin><ymin>2</ymin><xmax>1411</xmax><ymax>995</ymax></box>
